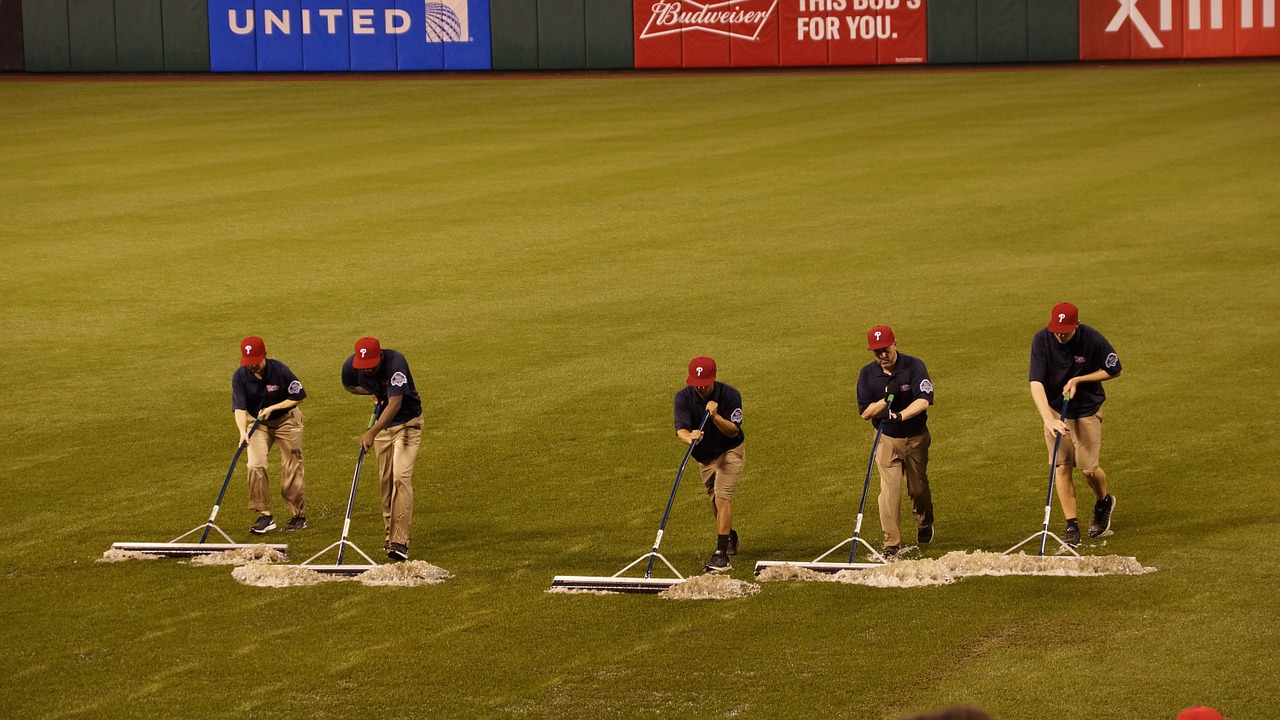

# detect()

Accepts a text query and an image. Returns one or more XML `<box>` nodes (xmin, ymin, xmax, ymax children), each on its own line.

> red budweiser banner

<box><xmin>1080</xmin><ymin>0</ymin><xmax>1280</xmax><ymax>59</ymax></box>
<box><xmin>635</xmin><ymin>0</ymin><xmax>927</xmax><ymax>68</ymax></box>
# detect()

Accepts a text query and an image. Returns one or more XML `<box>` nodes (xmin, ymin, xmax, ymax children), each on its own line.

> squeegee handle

<box><xmin>644</xmin><ymin>412</ymin><xmax>711</xmax><ymax>578</ymax></box>
<box><xmin>337</xmin><ymin>410</ymin><xmax>379</xmax><ymax>566</ymax></box>
<box><xmin>849</xmin><ymin>394</ymin><xmax>893</xmax><ymax>563</ymax></box>
<box><xmin>1038</xmin><ymin>393</ymin><xmax>1070</xmax><ymax>556</ymax></box>
<box><xmin>200</xmin><ymin>417</ymin><xmax>263</xmax><ymax>543</ymax></box>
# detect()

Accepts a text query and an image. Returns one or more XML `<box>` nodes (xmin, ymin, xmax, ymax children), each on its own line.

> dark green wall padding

<box><xmin>585</xmin><ymin>0</ymin><xmax>631</xmax><ymax>69</ymax></box>
<box><xmin>1027</xmin><ymin>0</ymin><xmax>1079</xmax><ymax>62</ymax></box>
<box><xmin>927</xmin><ymin>0</ymin><xmax>978</xmax><ymax>65</ymax></box>
<box><xmin>161</xmin><ymin>0</ymin><xmax>209</xmax><ymax>72</ymax></box>
<box><xmin>115</xmin><ymin>0</ymin><xmax>164</xmax><ymax>71</ymax></box>
<box><xmin>977</xmin><ymin>0</ymin><xmax>1028</xmax><ymax>62</ymax></box>
<box><xmin>491</xmin><ymin>0</ymin><xmax>539</xmax><ymax>70</ymax></box>
<box><xmin>537</xmin><ymin>0</ymin><xmax>586</xmax><ymax>69</ymax></box>
<box><xmin>68</xmin><ymin>0</ymin><xmax>117</xmax><ymax>71</ymax></box>
<box><xmin>22</xmin><ymin>0</ymin><xmax>70</xmax><ymax>71</ymax></box>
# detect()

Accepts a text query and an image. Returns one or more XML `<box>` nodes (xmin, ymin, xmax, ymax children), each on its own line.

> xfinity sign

<box><xmin>209</xmin><ymin>0</ymin><xmax>492</xmax><ymax>72</ymax></box>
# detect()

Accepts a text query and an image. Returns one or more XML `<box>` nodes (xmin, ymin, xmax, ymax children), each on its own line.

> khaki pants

<box><xmin>374</xmin><ymin>416</ymin><xmax>422</xmax><ymax>546</ymax></box>
<box><xmin>246</xmin><ymin>408</ymin><xmax>305</xmax><ymax>518</ymax></box>
<box><xmin>699</xmin><ymin>444</ymin><xmax>745</xmax><ymax>500</ymax></box>
<box><xmin>875</xmin><ymin>430</ymin><xmax>932</xmax><ymax>547</ymax></box>
<box><xmin>1044</xmin><ymin>412</ymin><xmax>1103</xmax><ymax>471</ymax></box>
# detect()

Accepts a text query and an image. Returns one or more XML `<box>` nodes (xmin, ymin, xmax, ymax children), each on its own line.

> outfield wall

<box><xmin>9</xmin><ymin>0</ymin><xmax>1279</xmax><ymax>72</ymax></box>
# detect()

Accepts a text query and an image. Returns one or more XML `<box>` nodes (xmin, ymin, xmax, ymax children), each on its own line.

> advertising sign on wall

<box><xmin>1080</xmin><ymin>0</ymin><xmax>1278</xmax><ymax>59</ymax></box>
<box><xmin>634</xmin><ymin>0</ymin><xmax>927</xmax><ymax>68</ymax></box>
<box><xmin>209</xmin><ymin>0</ymin><xmax>492</xmax><ymax>71</ymax></box>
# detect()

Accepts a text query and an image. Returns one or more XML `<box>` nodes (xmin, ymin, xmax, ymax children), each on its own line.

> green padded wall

<box><xmin>161</xmin><ymin>0</ymin><xmax>208</xmax><ymax>71</ymax></box>
<box><xmin>68</xmin><ymin>0</ymin><xmax>117</xmax><ymax>71</ymax></box>
<box><xmin>976</xmin><ymin>0</ymin><xmax>1028</xmax><ymax>62</ymax></box>
<box><xmin>0</xmin><ymin>0</ymin><xmax>24</xmax><ymax>70</ymax></box>
<box><xmin>927</xmin><ymin>0</ymin><xmax>977</xmax><ymax>64</ymax></box>
<box><xmin>21</xmin><ymin>0</ymin><xmax>70</xmax><ymax>71</ymax></box>
<box><xmin>116</xmin><ymin>0</ymin><xmax>164</xmax><ymax>71</ymax></box>
<box><xmin>1027</xmin><ymin>0</ymin><xmax>1078</xmax><ymax>61</ymax></box>
<box><xmin>537</xmin><ymin>0</ymin><xmax>586</xmax><ymax>69</ymax></box>
<box><xmin>491</xmin><ymin>0</ymin><xmax>540</xmax><ymax>70</ymax></box>
<box><xmin>584</xmin><ymin>0</ymin><xmax>631</xmax><ymax>69</ymax></box>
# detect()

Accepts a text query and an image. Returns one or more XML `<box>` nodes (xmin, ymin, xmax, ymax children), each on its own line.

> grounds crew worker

<box><xmin>231</xmin><ymin>336</ymin><xmax>308</xmax><ymax>534</ymax></box>
<box><xmin>856</xmin><ymin>326</ymin><xmax>935</xmax><ymax>558</ymax></box>
<box><xmin>341</xmin><ymin>337</ymin><xmax>423</xmax><ymax>561</ymax></box>
<box><xmin>1029</xmin><ymin>301</ymin><xmax>1121</xmax><ymax>547</ymax></box>
<box><xmin>674</xmin><ymin>356</ymin><xmax>744</xmax><ymax>573</ymax></box>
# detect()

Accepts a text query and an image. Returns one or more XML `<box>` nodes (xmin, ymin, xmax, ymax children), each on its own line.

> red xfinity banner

<box><xmin>1080</xmin><ymin>0</ymin><xmax>1279</xmax><ymax>59</ymax></box>
<box><xmin>635</xmin><ymin>0</ymin><xmax>927</xmax><ymax>68</ymax></box>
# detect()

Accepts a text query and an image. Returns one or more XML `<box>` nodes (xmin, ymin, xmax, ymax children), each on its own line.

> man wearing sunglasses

<box><xmin>856</xmin><ymin>325</ymin><xmax>935</xmax><ymax>559</ymax></box>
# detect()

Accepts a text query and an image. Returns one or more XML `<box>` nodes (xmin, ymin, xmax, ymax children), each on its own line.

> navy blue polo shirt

<box><xmin>674</xmin><ymin>382</ymin><xmax>744</xmax><ymax>464</ymax></box>
<box><xmin>231</xmin><ymin>359</ymin><xmax>306</xmax><ymax>420</ymax></box>
<box><xmin>856</xmin><ymin>353</ymin><xmax>934</xmax><ymax>438</ymax></box>
<box><xmin>1029</xmin><ymin>324</ymin><xmax>1121</xmax><ymax>419</ymax></box>
<box><xmin>341</xmin><ymin>349</ymin><xmax>423</xmax><ymax>427</ymax></box>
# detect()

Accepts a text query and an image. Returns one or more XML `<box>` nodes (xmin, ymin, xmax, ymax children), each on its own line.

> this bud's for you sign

<box><xmin>635</xmin><ymin>0</ymin><xmax>927</xmax><ymax>68</ymax></box>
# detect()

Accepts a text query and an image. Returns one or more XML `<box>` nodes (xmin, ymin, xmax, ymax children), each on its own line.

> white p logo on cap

<box><xmin>874</xmin><ymin>331</ymin><xmax>882</xmax><ymax>341</ymax></box>
<box><xmin>696</xmin><ymin>367</ymin><xmax>703</xmax><ymax>376</ymax></box>
<box><xmin>1058</xmin><ymin>313</ymin><xmax>1066</xmax><ymax>323</ymax></box>
<box><xmin>360</xmin><ymin>349</ymin><xmax>367</xmax><ymax>358</ymax></box>
<box><xmin>245</xmin><ymin>345</ymin><xmax>252</xmax><ymax>355</ymax></box>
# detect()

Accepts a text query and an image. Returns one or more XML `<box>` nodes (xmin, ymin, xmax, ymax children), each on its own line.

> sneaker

<box><xmin>249</xmin><ymin>514</ymin><xmax>276</xmax><ymax>535</ymax></box>
<box><xmin>1089</xmin><ymin>494</ymin><xmax>1116</xmax><ymax>538</ymax></box>
<box><xmin>704</xmin><ymin>549</ymin><xmax>731</xmax><ymax>572</ymax></box>
<box><xmin>917</xmin><ymin>524</ymin><xmax>934</xmax><ymax>545</ymax></box>
<box><xmin>727</xmin><ymin>529</ymin><xmax>739</xmax><ymax>556</ymax></box>
<box><xmin>880</xmin><ymin>545</ymin><xmax>900</xmax><ymax>559</ymax></box>
<box><xmin>1064</xmin><ymin>521</ymin><xmax>1081</xmax><ymax>547</ymax></box>
<box><xmin>284</xmin><ymin>515</ymin><xmax>307</xmax><ymax>532</ymax></box>
<box><xmin>387</xmin><ymin>542</ymin><xmax>409</xmax><ymax>561</ymax></box>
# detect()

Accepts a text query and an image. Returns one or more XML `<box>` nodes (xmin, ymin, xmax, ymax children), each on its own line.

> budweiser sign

<box><xmin>640</xmin><ymin>0</ymin><xmax>780</xmax><ymax>40</ymax></box>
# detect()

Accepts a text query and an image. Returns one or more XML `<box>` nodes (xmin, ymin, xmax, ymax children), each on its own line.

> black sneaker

<box><xmin>917</xmin><ymin>524</ymin><xmax>934</xmax><ymax>545</ymax></box>
<box><xmin>249</xmin><ymin>515</ymin><xmax>276</xmax><ymax>535</ymax></box>
<box><xmin>387</xmin><ymin>543</ymin><xmax>409</xmax><ymax>561</ymax></box>
<box><xmin>1089</xmin><ymin>494</ymin><xmax>1116</xmax><ymax>538</ymax></box>
<box><xmin>284</xmin><ymin>515</ymin><xmax>307</xmax><ymax>532</ymax></box>
<box><xmin>727</xmin><ymin>529</ymin><xmax>739</xmax><ymax>556</ymax></box>
<box><xmin>1064</xmin><ymin>522</ymin><xmax>1081</xmax><ymax>547</ymax></box>
<box><xmin>880</xmin><ymin>545</ymin><xmax>900</xmax><ymax>559</ymax></box>
<box><xmin>704</xmin><ymin>549</ymin><xmax>731</xmax><ymax>572</ymax></box>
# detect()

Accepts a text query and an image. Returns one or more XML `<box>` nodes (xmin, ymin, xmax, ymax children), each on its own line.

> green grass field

<box><xmin>2</xmin><ymin>63</ymin><xmax>1278</xmax><ymax>719</ymax></box>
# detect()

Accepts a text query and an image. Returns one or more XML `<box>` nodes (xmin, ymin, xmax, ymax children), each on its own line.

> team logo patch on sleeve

<box><xmin>1105</xmin><ymin>353</ymin><xmax>1119</xmax><ymax>369</ymax></box>
<box><xmin>730</xmin><ymin>408</ymin><xmax>743</xmax><ymax>423</ymax></box>
<box><xmin>919</xmin><ymin>379</ymin><xmax>933</xmax><ymax>394</ymax></box>
<box><xmin>390</xmin><ymin>372</ymin><xmax>408</xmax><ymax>388</ymax></box>
<box><xmin>288</xmin><ymin>380</ymin><xmax>302</xmax><ymax>394</ymax></box>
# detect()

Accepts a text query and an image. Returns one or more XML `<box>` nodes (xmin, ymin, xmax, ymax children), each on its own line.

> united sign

<box><xmin>209</xmin><ymin>0</ymin><xmax>492</xmax><ymax>72</ymax></box>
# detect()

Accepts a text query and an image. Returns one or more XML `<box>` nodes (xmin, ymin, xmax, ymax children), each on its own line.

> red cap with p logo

<box><xmin>353</xmin><ymin>337</ymin><xmax>382</xmax><ymax>369</ymax></box>
<box><xmin>686</xmin><ymin>356</ymin><xmax>716</xmax><ymax>387</ymax></box>
<box><xmin>240</xmin><ymin>336</ymin><xmax>266</xmax><ymax>367</ymax></box>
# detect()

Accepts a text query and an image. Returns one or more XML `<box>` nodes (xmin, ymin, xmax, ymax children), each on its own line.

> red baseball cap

<box><xmin>867</xmin><ymin>325</ymin><xmax>895</xmax><ymax>351</ymax></box>
<box><xmin>1048</xmin><ymin>302</ymin><xmax>1079</xmax><ymax>333</ymax></box>
<box><xmin>686</xmin><ymin>356</ymin><xmax>716</xmax><ymax>387</ymax></box>
<box><xmin>239</xmin><ymin>336</ymin><xmax>266</xmax><ymax>367</ymax></box>
<box><xmin>353</xmin><ymin>336</ymin><xmax>382</xmax><ymax>369</ymax></box>
<box><xmin>1177</xmin><ymin>707</ymin><xmax>1224</xmax><ymax>720</ymax></box>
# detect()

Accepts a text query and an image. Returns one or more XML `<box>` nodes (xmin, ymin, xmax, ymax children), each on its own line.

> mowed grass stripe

<box><xmin>1</xmin><ymin>64</ymin><xmax>1278</xmax><ymax>719</ymax></box>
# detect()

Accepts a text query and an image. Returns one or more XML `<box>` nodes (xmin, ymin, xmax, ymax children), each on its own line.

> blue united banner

<box><xmin>209</xmin><ymin>0</ymin><xmax>492</xmax><ymax>71</ymax></box>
